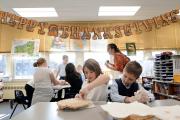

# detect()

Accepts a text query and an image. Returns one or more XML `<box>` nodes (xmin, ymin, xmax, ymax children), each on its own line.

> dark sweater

<box><xmin>65</xmin><ymin>73</ymin><xmax>83</xmax><ymax>95</ymax></box>
<box><xmin>115</xmin><ymin>79</ymin><xmax>139</xmax><ymax>97</ymax></box>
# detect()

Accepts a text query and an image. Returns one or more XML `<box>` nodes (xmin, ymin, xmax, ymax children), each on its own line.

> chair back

<box><xmin>14</xmin><ymin>90</ymin><xmax>28</xmax><ymax>104</ymax></box>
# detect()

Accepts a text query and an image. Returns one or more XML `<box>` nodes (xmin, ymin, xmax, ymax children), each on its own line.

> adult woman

<box><xmin>105</xmin><ymin>43</ymin><xmax>130</xmax><ymax>78</ymax></box>
<box><xmin>32</xmin><ymin>58</ymin><xmax>61</xmax><ymax>105</ymax></box>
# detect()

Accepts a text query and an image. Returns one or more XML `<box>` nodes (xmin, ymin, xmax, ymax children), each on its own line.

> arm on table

<box><xmin>78</xmin><ymin>74</ymin><xmax>110</xmax><ymax>99</ymax></box>
<box><xmin>50</xmin><ymin>72</ymin><xmax>62</xmax><ymax>85</ymax></box>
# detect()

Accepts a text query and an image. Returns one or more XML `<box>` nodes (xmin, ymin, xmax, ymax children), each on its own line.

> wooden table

<box><xmin>11</xmin><ymin>99</ymin><xmax>180</xmax><ymax>120</ymax></box>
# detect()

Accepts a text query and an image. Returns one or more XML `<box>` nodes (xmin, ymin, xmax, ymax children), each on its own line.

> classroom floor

<box><xmin>0</xmin><ymin>100</ymin><xmax>25</xmax><ymax>120</ymax></box>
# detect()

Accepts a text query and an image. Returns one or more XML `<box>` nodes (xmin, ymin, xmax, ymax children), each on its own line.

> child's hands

<box><xmin>134</xmin><ymin>89</ymin><xmax>149</xmax><ymax>103</ymax></box>
<box><xmin>75</xmin><ymin>94</ymin><xmax>83</xmax><ymax>99</ymax></box>
<box><xmin>124</xmin><ymin>96</ymin><xmax>136</xmax><ymax>103</ymax></box>
<box><xmin>78</xmin><ymin>87</ymin><xmax>90</xmax><ymax>99</ymax></box>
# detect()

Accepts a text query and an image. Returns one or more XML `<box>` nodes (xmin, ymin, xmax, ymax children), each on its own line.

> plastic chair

<box><xmin>9</xmin><ymin>90</ymin><xmax>29</xmax><ymax>119</ymax></box>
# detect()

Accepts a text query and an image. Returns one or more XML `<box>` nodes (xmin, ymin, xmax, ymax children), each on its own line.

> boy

<box><xmin>108</xmin><ymin>61</ymin><xmax>154</xmax><ymax>103</ymax></box>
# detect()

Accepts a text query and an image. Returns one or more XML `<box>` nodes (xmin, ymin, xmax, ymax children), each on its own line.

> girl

<box><xmin>32</xmin><ymin>58</ymin><xmax>61</xmax><ymax>105</ymax></box>
<box><xmin>64</xmin><ymin>63</ymin><xmax>83</xmax><ymax>98</ymax></box>
<box><xmin>76</xmin><ymin>59</ymin><xmax>110</xmax><ymax>101</ymax></box>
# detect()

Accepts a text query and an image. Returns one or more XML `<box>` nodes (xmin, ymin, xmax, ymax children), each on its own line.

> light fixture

<box><xmin>12</xmin><ymin>8</ymin><xmax>58</xmax><ymax>17</ymax></box>
<box><xmin>98</xmin><ymin>6</ymin><xmax>141</xmax><ymax>16</ymax></box>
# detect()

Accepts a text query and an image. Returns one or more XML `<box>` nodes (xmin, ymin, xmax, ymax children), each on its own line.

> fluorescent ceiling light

<box><xmin>98</xmin><ymin>6</ymin><xmax>141</xmax><ymax>16</ymax></box>
<box><xmin>13</xmin><ymin>8</ymin><xmax>58</xmax><ymax>17</ymax></box>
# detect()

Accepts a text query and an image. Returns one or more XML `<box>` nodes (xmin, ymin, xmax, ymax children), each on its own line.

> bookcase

<box><xmin>153</xmin><ymin>52</ymin><xmax>180</xmax><ymax>100</ymax></box>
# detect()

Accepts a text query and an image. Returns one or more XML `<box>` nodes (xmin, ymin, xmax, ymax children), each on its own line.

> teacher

<box><xmin>105</xmin><ymin>43</ymin><xmax>130</xmax><ymax>78</ymax></box>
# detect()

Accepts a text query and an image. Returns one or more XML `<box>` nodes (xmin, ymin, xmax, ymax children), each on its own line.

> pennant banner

<box><xmin>0</xmin><ymin>9</ymin><xmax>179</xmax><ymax>40</ymax></box>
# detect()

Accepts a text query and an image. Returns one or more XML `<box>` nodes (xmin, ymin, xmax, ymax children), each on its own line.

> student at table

<box><xmin>108</xmin><ymin>61</ymin><xmax>154</xmax><ymax>103</ymax></box>
<box><xmin>64</xmin><ymin>63</ymin><xmax>83</xmax><ymax>98</ymax></box>
<box><xmin>76</xmin><ymin>59</ymin><xmax>110</xmax><ymax>101</ymax></box>
<box><xmin>32</xmin><ymin>58</ymin><xmax>62</xmax><ymax>105</ymax></box>
<box><xmin>79</xmin><ymin>61</ymin><xmax>154</xmax><ymax>103</ymax></box>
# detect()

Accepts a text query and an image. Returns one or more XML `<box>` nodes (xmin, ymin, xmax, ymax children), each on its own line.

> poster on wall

<box><xmin>51</xmin><ymin>36</ymin><xmax>69</xmax><ymax>51</ymax></box>
<box><xmin>11</xmin><ymin>39</ymin><xmax>40</xmax><ymax>55</ymax></box>
<box><xmin>126</xmin><ymin>42</ymin><xmax>136</xmax><ymax>56</ymax></box>
<box><xmin>70</xmin><ymin>39</ymin><xmax>89</xmax><ymax>51</ymax></box>
<box><xmin>70</xmin><ymin>32</ymin><xmax>90</xmax><ymax>51</ymax></box>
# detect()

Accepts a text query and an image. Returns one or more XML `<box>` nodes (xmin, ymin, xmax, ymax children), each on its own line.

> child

<box><xmin>108</xmin><ymin>61</ymin><xmax>154</xmax><ymax>103</ymax></box>
<box><xmin>64</xmin><ymin>63</ymin><xmax>83</xmax><ymax>98</ymax></box>
<box><xmin>76</xmin><ymin>59</ymin><xmax>110</xmax><ymax>101</ymax></box>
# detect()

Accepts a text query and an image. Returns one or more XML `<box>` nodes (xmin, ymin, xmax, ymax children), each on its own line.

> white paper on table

<box><xmin>101</xmin><ymin>102</ymin><xmax>152</xmax><ymax>118</ymax></box>
<box><xmin>152</xmin><ymin>105</ymin><xmax>180</xmax><ymax>120</ymax></box>
<box><xmin>101</xmin><ymin>102</ymin><xmax>180</xmax><ymax>120</ymax></box>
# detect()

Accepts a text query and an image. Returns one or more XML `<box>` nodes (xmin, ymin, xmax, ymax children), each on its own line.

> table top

<box><xmin>11</xmin><ymin>99</ymin><xmax>180</xmax><ymax>120</ymax></box>
<box><xmin>52</xmin><ymin>84</ymin><xmax>71</xmax><ymax>90</ymax></box>
<box><xmin>148</xmin><ymin>99</ymin><xmax>180</xmax><ymax>107</ymax></box>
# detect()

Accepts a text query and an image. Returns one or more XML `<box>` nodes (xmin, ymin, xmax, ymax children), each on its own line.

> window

<box><xmin>49</xmin><ymin>52</ymin><xmax>76</xmax><ymax>70</ymax></box>
<box><xmin>0</xmin><ymin>54</ymin><xmax>7</xmax><ymax>76</ymax></box>
<box><xmin>13</xmin><ymin>55</ymin><xmax>39</xmax><ymax>79</ymax></box>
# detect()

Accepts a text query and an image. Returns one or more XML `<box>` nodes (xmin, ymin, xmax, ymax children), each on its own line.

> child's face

<box><xmin>83</xmin><ymin>67</ymin><xmax>96</xmax><ymax>82</ymax></box>
<box><xmin>122</xmin><ymin>70</ymin><xmax>137</xmax><ymax>87</ymax></box>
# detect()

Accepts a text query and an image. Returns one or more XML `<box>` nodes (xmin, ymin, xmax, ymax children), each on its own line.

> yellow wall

<box><xmin>0</xmin><ymin>20</ymin><xmax>180</xmax><ymax>52</ymax></box>
<box><xmin>0</xmin><ymin>24</ymin><xmax>52</xmax><ymax>52</ymax></box>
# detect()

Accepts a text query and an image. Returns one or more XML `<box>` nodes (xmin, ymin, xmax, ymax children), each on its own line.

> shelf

<box><xmin>154</xmin><ymin>59</ymin><xmax>172</xmax><ymax>62</ymax></box>
<box><xmin>154</xmin><ymin>92</ymin><xmax>180</xmax><ymax>100</ymax></box>
<box><xmin>153</xmin><ymin>80</ymin><xmax>180</xmax><ymax>84</ymax></box>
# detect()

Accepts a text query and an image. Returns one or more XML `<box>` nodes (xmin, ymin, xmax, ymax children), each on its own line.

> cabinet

<box><xmin>153</xmin><ymin>80</ymin><xmax>180</xmax><ymax>100</ymax></box>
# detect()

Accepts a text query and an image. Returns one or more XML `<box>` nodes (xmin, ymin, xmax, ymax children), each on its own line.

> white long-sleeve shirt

<box><xmin>108</xmin><ymin>79</ymin><xmax>155</xmax><ymax>102</ymax></box>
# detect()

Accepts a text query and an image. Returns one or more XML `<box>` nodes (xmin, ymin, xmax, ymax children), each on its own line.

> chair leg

<box><xmin>22</xmin><ymin>104</ymin><xmax>27</xmax><ymax>109</ymax></box>
<box><xmin>9</xmin><ymin>103</ymin><xmax>18</xmax><ymax>119</ymax></box>
<box><xmin>10</xmin><ymin>100</ymin><xmax>14</xmax><ymax>109</ymax></box>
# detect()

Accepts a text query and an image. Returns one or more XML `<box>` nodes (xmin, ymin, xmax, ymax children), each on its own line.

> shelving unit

<box><xmin>153</xmin><ymin>52</ymin><xmax>180</xmax><ymax>100</ymax></box>
<box><xmin>152</xmin><ymin>80</ymin><xmax>180</xmax><ymax>100</ymax></box>
<box><xmin>154</xmin><ymin>53</ymin><xmax>173</xmax><ymax>81</ymax></box>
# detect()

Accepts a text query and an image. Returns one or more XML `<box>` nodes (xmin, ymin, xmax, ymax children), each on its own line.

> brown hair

<box><xmin>108</xmin><ymin>43</ymin><xmax>120</xmax><ymax>52</ymax></box>
<box><xmin>124</xmin><ymin>61</ymin><xmax>142</xmax><ymax>78</ymax></box>
<box><xmin>83</xmin><ymin>59</ymin><xmax>102</xmax><ymax>78</ymax></box>
<box><xmin>33</xmin><ymin>58</ymin><xmax>46</xmax><ymax>67</ymax></box>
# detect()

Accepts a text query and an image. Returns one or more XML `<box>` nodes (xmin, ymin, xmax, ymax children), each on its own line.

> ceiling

<box><xmin>0</xmin><ymin>0</ymin><xmax>180</xmax><ymax>22</ymax></box>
